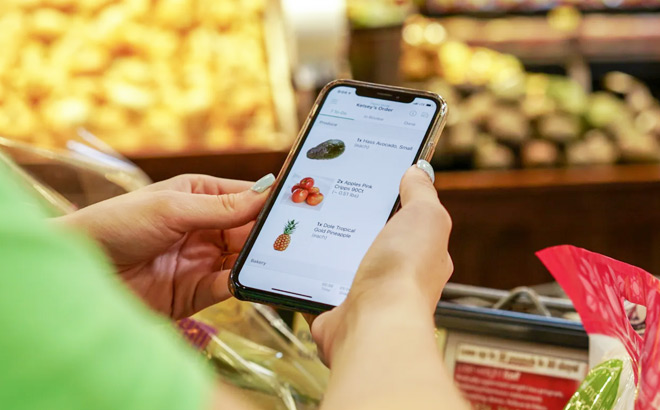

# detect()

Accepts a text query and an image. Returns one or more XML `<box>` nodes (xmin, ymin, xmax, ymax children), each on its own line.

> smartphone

<box><xmin>229</xmin><ymin>80</ymin><xmax>447</xmax><ymax>313</ymax></box>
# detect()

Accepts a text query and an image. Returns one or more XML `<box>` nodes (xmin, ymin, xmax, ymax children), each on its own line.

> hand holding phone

<box><xmin>230</xmin><ymin>80</ymin><xmax>448</xmax><ymax>313</ymax></box>
<box><xmin>311</xmin><ymin>164</ymin><xmax>453</xmax><ymax>363</ymax></box>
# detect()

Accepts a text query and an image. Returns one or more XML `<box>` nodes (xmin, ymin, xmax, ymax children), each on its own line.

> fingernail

<box><xmin>416</xmin><ymin>159</ymin><xmax>435</xmax><ymax>183</ymax></box>
<box><xmin>250</xmin><ymin>173</ymin><xmax>275</xmax><ymax>193</ymax></box>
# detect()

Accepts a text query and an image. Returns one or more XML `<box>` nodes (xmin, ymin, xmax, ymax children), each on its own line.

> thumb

<box><xmin>399</xmin><ymin>160</ymin><xmax>438</xmax><ymax>207</ymax></box>
<box><xmin>167</xmin><ymin>188</ymin><xmax>272</xmax><ymax>232</ymax></box>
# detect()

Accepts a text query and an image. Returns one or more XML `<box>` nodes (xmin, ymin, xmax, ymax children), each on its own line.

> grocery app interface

<box><xmin>239</xmin><ymin>86</ymin><xmax>438</xmax><ymax>306</ymax></box>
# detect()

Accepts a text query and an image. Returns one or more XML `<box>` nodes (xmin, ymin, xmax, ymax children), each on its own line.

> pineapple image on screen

<box><xmin>273</xmin><ymin>220</ymin><xmax>298</xmax><ymax>251</ymax></box>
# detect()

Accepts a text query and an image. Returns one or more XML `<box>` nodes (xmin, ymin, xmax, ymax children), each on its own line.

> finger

<box><xmin>141</xmin><ymin>174</ymin><xmax>254</xmax><ymax>195</ymax></box>
<box><xmin>189</xmin><ymin>254</ymin><xmax>244</xmax><ymax>314</ymax></box>
<box><xmin>309</xmin><ymin>312</ymin><xmax>333</xmax><ymax>366</ymax></box>
<box><xmin>303</xmin><ymin>313</ymin><xmax>317</xmax><ymax>328</ymax></box>
<box><xmin>399</xmin><ymin>162</ymin><xmax>440</xmax><ymax>207</ymax></box>
<box><xmin>223</xmin><ymin>222</ymin><xmax>255</xmax><ymax>253</ymax></box>
<box><xmin>167</xmin><ymin>188</ymin><xmax>270</xmax><ymax>232</ymax></box>
<box><xmin>221</xmin><ymin>253</ymin><xmax>239</xmax><ymax>271</ymax></box>
<box><xmin>191</xmin><ymin>269</ymin><xmax>233</xmax><ymax>314</ymax></box>
<box><xmin>188</xmin><ymin>176</ymin><xmax>253</xmax><ymax>196</ymax></box>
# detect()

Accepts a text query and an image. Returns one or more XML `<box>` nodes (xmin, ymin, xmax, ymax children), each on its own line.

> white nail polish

<box><xmin>416</xmin><ymin>159</ymin><xmax>435</xmax><ymax>183</ymax></box>
<box><xmin>251</xmin><ymin>173</ymin><xmax>275</xmax><ymax>193</ymax></box>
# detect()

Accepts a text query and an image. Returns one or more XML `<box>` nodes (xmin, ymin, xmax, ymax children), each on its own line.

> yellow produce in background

<box><xmin>0</xmin><ymin>0</ymin><xmax>284</xmax><ymax>153</ymax></box>
<box><xmin>400</xmin><ymin>15</ymin><xmax>660</xmax><ymax>169</ymax></box>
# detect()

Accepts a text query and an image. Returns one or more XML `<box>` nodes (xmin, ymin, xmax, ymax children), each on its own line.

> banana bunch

<box><xmin>0</xmin><ymin>0</ymin><xmax>279</xmax><ymax>153</ymax></box>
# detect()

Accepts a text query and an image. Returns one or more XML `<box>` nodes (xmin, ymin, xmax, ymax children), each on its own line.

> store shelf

<box><xmin>129</xmin><ymin>150</ymin><xmax>288</xmax><ymax>183</ymax></box>
<box><xmin>423</xmin><ymin>0</ymin><xmax>660</xmax><ymax>16</ymax></box>
<box><xmin>432</xmin><ymin>14</ymin><xmax>660</xmax><ymax>65</ymax></box>
<box><xmin>435</xmin><ymin>164</ymin><xmax>660</xmax><ymax>191</ymax></box>
<box><xmin>438</xmin><ymin>165</ymin><xmax>660</xmax><ymax>290</ymax></box>
<box><xmin>128</xmin><ymin>151</ymin><xmax>660</xmax><ymax>290</ymax></box>
<box><xmin>130</xmin><ymin>149</ymin><xmax>660</xmax><ymax>189</ymax></box>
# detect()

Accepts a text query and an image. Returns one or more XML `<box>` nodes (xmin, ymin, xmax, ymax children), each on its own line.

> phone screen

<box><xmin>235</xmin><ymin>85</ymin><xmax>440</xmax><ymax>307</ymax></box>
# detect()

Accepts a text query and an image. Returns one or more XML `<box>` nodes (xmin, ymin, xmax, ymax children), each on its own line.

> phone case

<box><xmin>229</xmin><ymin>79</ymin><xmax>448</xmax><ymax>314</ymax></box>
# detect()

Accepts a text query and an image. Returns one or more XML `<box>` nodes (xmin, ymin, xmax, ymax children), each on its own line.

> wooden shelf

<box><xmin>429</xmin><ymin>13</ymin><xmax>660</xmax><ymax>65</ymax></box>
<box><xmin>127</xmin><ymin>151</ymin><xmax>660</xmax><ymax>290</ymax></box>
<box><xmin>129</xmin><ymin>150</ymin><xmax>288</xmax><ymax>183</ymax></box>
<box><xmin>436</xmin><ymin>165</ymin><xmax>660</xmax><ymax>290</ymax></box>
<box><xmin>126</xmin><ymin>147</ymin><xmax>286</xmax><ymax>160</ymax></box>
<box><xmin>129</xmin><ymin>149</ymin><xmax>660</xmax><ymax>189</ymax></box>
<box><xmin>435</xmin><ymin>164</ymin><xmax>660</xmax><ymax>191</ymax></box>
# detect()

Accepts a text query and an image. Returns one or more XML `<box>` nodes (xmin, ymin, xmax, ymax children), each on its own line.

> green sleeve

<box><xmin>0</xmin><ymin>170</ymin><xmax>215</xmax><ymax>410</ymax></box>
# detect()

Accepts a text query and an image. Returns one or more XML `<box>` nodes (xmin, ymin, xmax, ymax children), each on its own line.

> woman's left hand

<box><xmin>55</xmin><ymin>173</ymin><xmax>274</xmax><ymax>319</ymax></box>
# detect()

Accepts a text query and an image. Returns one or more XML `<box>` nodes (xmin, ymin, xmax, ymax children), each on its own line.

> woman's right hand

<box><xmin>311</xmin><ymin>162</ymin><xmax>454</xmax><ymax>364</ymax></box>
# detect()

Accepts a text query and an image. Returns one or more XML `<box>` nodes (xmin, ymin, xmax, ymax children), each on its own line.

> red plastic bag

<box><xmin>537</xmin><ymin>245</ymin><xmax>660</xmax><ymax>410</ymax></box>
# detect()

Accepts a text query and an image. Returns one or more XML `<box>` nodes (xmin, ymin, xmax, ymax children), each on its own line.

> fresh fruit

<box><xmin>289</xmin><ymin>179</ymin><xmax>323</xmax><ymax>206</ymax></box>
<box><xmin>299</xmin><ymin>177</ymin><xmax>314</xmax><ymax>190</ymax></box>
<box><xmin>306</xmin><ymin>193</ymin><xmax>324</xmax><ymax>206</ymax></box>
<box><xmin>273</xmin><ymin>220</ymin><xmax>298</xmax><ymax>251</ymax></box>
<box><xmin>291</xmin><ymin>188</ymin><xmax>308</xmax><ymax>203</ymax></box>
<box><xmin>307</xmin><ymin>139</ymin><xmax>346</xmax><ymax>159</ymax></box>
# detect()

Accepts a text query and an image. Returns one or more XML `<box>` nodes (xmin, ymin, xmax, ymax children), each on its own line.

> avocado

<box><xmin>306</xmin><ymin>139</ymin><xmax>345</xmax><ymax>160</ymax></box>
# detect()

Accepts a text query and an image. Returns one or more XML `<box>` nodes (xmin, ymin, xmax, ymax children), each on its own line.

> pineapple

<box><xmin>273</xmin><ymin>220</ymin><xmax>298</xmax><ymax>251</ymax></box>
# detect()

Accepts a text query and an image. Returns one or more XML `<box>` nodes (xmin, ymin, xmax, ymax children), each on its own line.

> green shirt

<box><xmin>0</xmin><ymin>169</ymin><xmax>214</xmax><ymax>409</ymax></box>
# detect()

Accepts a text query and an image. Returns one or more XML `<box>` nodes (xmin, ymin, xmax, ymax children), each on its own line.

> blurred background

<box><xmin>2</xmin><ymin>0</ymin><xmax>660</xmax><ymax>289</ymax></box>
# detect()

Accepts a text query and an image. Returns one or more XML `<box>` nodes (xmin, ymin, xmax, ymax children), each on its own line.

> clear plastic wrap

<box><xmin>0</xmin><ymin>128</ymin><xmax>150</xmax><ymax>213</ymax></box>
<box><xmin>181</xmin><ymin>299</ymin><xmax>329</xmax><ymax>410</ymax></box>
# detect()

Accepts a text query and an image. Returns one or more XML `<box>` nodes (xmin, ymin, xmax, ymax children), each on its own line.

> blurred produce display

<box><xmin>423</xmin><ymin>0</ymin><xmax>660</xmax><ymax>13</ymax></box>
<box><xmin>401</xmin><ymin>16</ymin><xmax>660</xmax><ymax>170</ymax></box>
<box><xmin>0</xmin><ymin>0</ymin><xmax>294</xmax><ymax>154</ymax></box>
<box><xmin>418</xmin><ymin>8</ymin><xmax>660</xmax><ymax>68</ymax></box>
<box><xmin>347</xmin><ymin>0</ymin><xmax>414</xmax><ymax>28</ymax></box>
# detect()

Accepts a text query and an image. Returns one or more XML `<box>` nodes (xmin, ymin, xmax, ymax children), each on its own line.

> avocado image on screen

<box><xmin>306</xmin><ymin>139</ymin><xmax>345</xmax><ymax>160</ymax></box>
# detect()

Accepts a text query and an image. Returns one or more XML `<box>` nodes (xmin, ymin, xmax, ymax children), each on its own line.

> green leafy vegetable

<box><xmin>564</xmin><ymin>359</ymin><xmax>623</xmax><ymax>410</ymax></box>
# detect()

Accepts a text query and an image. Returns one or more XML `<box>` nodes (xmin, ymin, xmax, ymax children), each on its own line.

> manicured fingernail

<box><xmin>251</xmin><ymin>173</ymin><xmax>275</xmax><ymax>193</ymax></box>
<box><xmin>416</xmin><ymin>159</ymin><xmax>435</xmax><ymax>183</ymax></box>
